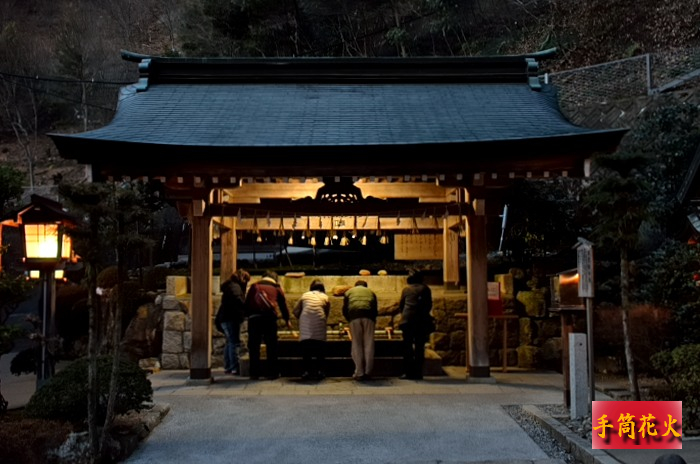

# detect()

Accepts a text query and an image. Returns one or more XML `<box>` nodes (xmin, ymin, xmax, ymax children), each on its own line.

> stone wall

<box><xmin>159</xmin><ymin>274</ymin><xmax>564</xmax><ymax>371</ymax></box>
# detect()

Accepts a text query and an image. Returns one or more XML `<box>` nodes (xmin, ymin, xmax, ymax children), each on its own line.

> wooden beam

<box><xmin>220</xmin><ymin>216</ymin><xmax>236</xmax><ymax>280</ymax></box>
<box><xmin>218</xmin><ymin>215</ymin><xmax>463</xmax><ymax>231</ymax></box>
<box><xmin>467</xmin><ymin>198</ymin><xmax>490</xmax><ymax>379</ymax></box>
<box><xmin>189</xmin><ymin>213</ymin><xmax>213</xmax><ymax>381</ymax></box>
<box><xmin>443</xmin><ymin>218</ymin><xmax>460</xmax><ymax>289</ymax></box>
<box><xmin>221</xmin><ymin>182</ymin><xmax>457</xmax><ymax>202</ymax></box>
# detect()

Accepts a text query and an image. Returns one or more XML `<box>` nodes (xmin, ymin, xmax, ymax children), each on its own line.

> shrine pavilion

<box><xmin>48</xmin><ymin>49</ymin><xmax>627</xmax><ymax>381</ymax></box>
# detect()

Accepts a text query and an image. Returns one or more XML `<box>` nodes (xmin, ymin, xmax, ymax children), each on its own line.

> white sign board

<box><xmin>577</xmin><ymin>244</ymin><xmax>595</xmax><ymax>298</ymax></box>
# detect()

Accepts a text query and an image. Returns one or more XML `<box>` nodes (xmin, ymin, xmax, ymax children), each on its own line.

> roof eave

<box><xmin>49</xmin><ymin>129</ymin><xmax>628</xmax><ymax>178</ymax></box>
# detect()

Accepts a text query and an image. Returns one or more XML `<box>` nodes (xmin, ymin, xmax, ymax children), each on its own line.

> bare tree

<box><xmin>55</xmin><ymin>2</ymin><xmax>114</xmax><ymax>132</ymax></box>
<box><xmin>0</xmin><ymin>22</ymin><xmax>52</xmax><ymax>192</ymax></box>
<box><xmin>151</xmin><ymin>0</ymin><xmax>186</xmax><ymax>54</ymax></box>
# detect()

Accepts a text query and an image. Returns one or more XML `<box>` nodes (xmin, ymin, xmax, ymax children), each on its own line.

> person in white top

<box><xmin>293</xmin><ymin>279</ymin><xmax>331</xmax><ymax>381</ymax></box>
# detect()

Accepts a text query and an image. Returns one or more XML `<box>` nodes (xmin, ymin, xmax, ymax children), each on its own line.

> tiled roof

<box><xmin>48</xmin><ymin>52</ymin><xmax>628</xmax><ymax>177</ymax></box>
<box><xmin>58</xmin><ymin>81</ymin><xmax>612</xmax><ymax>148</ymax></box>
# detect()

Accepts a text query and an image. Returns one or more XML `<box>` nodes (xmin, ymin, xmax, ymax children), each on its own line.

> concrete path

<box><xmin>3</xmin><ymin>358</ymin><xmax>698</xmax><ymax>464</ymax></box>
<box><xmin>126</xmin><ymin>368</ymin><xmax>566</xmax><ymax>464</ymax></box>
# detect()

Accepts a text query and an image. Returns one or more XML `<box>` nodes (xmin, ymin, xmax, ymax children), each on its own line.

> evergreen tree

<box><xmin>58</xmin><ymin>180</ymin><xmax>160</xmax><ymax>462</ymax></box>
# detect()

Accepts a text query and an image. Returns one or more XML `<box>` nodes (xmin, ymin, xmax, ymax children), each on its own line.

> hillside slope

<box><xmin>1</xmin><ymin>0</ymin><xmax>699</xmax><ymax>198</ymax></box>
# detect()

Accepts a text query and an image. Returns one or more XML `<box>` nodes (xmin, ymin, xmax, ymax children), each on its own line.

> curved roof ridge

<box><xmin>119</xmin><ymin>49</ymin><xmax>558</xmax><ymax>85</ymax></box>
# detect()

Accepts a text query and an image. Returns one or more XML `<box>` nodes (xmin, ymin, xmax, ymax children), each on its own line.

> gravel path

<box><xmin>504</xmin><ymin>404</ymin><xmax>579</xmax><ymax>464</ymax></box>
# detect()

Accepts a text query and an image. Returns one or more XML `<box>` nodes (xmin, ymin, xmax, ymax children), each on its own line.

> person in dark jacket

<box><xmin>215</xmin><ymin>269</ymin><xmax>251</xmax><ymax>375</ymax></box>
<box><xmin>397</xmin><ymin>269</ymin><xmax>433</xmax><ymax>380</ymax></box>
<box><xmin>342</xmin><ymin>280</ymin><xmax>378</xmax><ymax>380</ymax></box>
<box><xmin>244</xmin><ymin>270</ymin><xmax>292</xmax><ymax>380</ymax></box>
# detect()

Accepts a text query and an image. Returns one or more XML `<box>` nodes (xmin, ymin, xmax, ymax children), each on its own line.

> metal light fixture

<box><xmin>315</xmin><ymin>177</ymin><xmax>364</xmax><ymax>204</ymax></box>
<box><xmin>303</xmin><ymin>216</ymin><xmax>311</xmax><ymax>242</ymax></box>
<box><xmin>254</xmin><ymin>216</ymin><xmax>262</xmax><ymax>242</ymax></box>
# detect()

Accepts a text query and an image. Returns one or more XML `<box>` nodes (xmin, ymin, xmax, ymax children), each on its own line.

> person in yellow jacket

<box><xmin>342</xmin><ymin>280</ymin><xmax>378</xmax><ymax>381</ymax></box>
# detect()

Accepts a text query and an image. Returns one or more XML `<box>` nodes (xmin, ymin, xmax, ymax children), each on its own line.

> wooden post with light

<box><xmin>17</xmin><ymin>195</ymin><xmax>75</xmax><ymax>389</ymax></box>
<box><xmin>575</xmin><ymin>237</ymin><xmax>596</xmax><ymax>404</ymax></box>
<box><xmin>548</xmin><ymin>267</ymin><xmax>585</xmax><ymax>407</ymax></box>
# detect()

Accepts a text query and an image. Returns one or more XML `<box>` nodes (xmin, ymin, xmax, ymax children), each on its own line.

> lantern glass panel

<box><xmin>24</xmin><ymin>223</ymin><xmax>60</xmax><ymax>259</ymax></box>
<box><xmin>61</xmin><ymin>232</ymin><xmax>71</xmax><ymax>260</ymax></box>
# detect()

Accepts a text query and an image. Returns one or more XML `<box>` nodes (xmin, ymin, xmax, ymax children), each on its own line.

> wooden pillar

<box><xmin>443</xmin><ymin>216</ymin><xmax>460</xmax><ymax>290</ymax></box>
<box><xmin>219</xmin><ymin>216</ymin><xmax>237</xmax><ymax>280</ymax></box>
<box><xmin>467</xmin><ymin>198</ymin><xmax>491</xmax><ymax>378</ymax></box>
<box><xmin>189</xmin><ymin>198</ymin><xmax>213</xmax><ymax>381</ymax></box>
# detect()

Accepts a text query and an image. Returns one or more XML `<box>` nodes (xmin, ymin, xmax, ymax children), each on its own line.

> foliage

<box><xmin>673</xmin><ymin>302</ymin><xmax>700</xmax><ymax>347</ymax></box>
<box><xmin>0</xmin><ymin>271</ymin><xmax>34</xmax><ymax>406</ymax></box>
<box><xmin>0</xmin><ymin>412</ymin><xmax>74</xmax><ymax>464</ymax></box>
<box><xmin>584</xmin><ymin>152</ymin><xmax>654</xmax><ymax>253</ymax></box>
<box><xmin>9</xmin><ymin>346</ymin><xmax>36</xmax><ymax>375</ymax></box>
<box><xmin>50</xmin><ymin>283</ymin><xmax>90</xmax><ymax>359</ymax></box>
<box><xmin>651</xmin><ymin>344</ymin><xmax>700</xmax><ymax>430</ymax></box>
<box><xmin>24</xmin><ymin>355</ymin><xmax>152</xmax><ymax>425</ymax></box>
<box><xmin>97</xmin><ymin>265</ymin><xmax>120</xmax><ymax>289</ymax></box>
<box><xmin>635</xmin><ymin>240</ymin><xmax>700</xmax><ymax>347</ymax></box>
<box><xmin>0</xmin><ymin>271</ymin><xmax>34</xmax><ymax>327</ymax></box>
<box><xmin>140</xmin><ymin>266</ymin><xmax>172</xmax><ymax>291</ymax></box>
<box><xmin>0</xmin><ymin>164</ymin><xmax>24</xmax><ymax>217</ymax></box>
<box><xmin>549</xmin><ymin>0</ymin><xmax>700</xmax><ymax>70</ymax></box>
<box><xmin>636</xmin><ymin>240</ymin><xmax>700</xmax><ymax>307</ymax></box>
<box><xmin>631</xmin><ymin>97</ymin><xmax>700</xmax><ymax>232</ymax></box>
<box><xmin>59</xmin><ymin>181</ymin><xmax>162</xmax><ymax>274</ymax></box>
<box><xmin>503</xmin><ymin>177</ymin><xmax>587</xmax><ymax>263</ymax></box>
<box><xmin>594</xmin><ymin>304</ymin><xmax>673</xmax><ymax>370</ymax></box>
<box><xmin>582</xmin><ymin>147</ymin><xmax>657</xmax><ymax>400</ymax></box>
<box><xmin>581</xmin><ymin>97</ymin><xmax>700</xmax><ymax>306</ymax></box>
<box><xmin>57</xmin><ymin>180</ymin><xmax>165</xmax><ymax>459</ymax></box>
<box><xmin>180</xmin><ymin>0</ymin><xmax>284</xmax><ymax>56</ymax></box>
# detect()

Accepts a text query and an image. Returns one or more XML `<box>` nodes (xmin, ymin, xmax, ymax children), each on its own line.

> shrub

<box><xmin>24</xmin><ymin>355</ymin><xmax>152</xmax><ymax>424</ymax></box>
<box><xmin>10</xmin><ymin>347</ymin><xmax>37</xmax><ymax>375</ymax></box>
<box><xmin>97</xmin><ymin>266</ymin><xmax>119</xmax><ymax>289</ymax></box>
<box><xmin>594</xmin><ymin>304</ymin><xmax>673</xmax><ymax>373</ymax></box>
<box><xmin>650</xmin><ymin>344</ymin><xmax>700</xmax><ymax>431</ymax></box>
<box><xmin>0</xmin><ymin>413</ymin><xmax>73</xmax><ymax>464</ymax></box>
<box><xmin>54</xmin><ymin>283</ymin><xmax>89</xmax><ymax>357</ymax></box>
<box><xmin>140</xmin><ymin>266</ymin><xmax>171</xmax><ymax>291</ymax></box>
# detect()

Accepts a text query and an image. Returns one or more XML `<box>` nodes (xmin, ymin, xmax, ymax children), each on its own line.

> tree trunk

<box><xmin>99</xmin><ymin>250</ymin><xmax>126</xmax><ymax>460</ymax></box>
<box><xmin>86</xmin><ymin>211</ymin><xmax>102</xmax><ymax>463</ymax></box>
<box><xmin>86</xmin><ymin>262</ymin><xmax>100</xmax><ymax>462</ymax></box>
<box><xmin>620</xmin><ymin>248</ymin><xmax>641</xmax><ymax>400</ymax></box>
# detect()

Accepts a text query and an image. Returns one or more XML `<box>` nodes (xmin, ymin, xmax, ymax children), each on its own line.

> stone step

<box><xmin>275</xmin><ymin>338</ymin><xmax>404</xmax><ymax>357</ymax></box>
<box><xmin>239</xmin><ymin>347</ymin><xmax>444</xmax><ymax>378</ymax></box>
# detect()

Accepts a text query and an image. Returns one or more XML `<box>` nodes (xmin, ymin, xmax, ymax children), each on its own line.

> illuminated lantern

<box><xmin>17</xmin><ymin>195</ymin><xmax>75</xmax><ymax>388</ymax></box>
